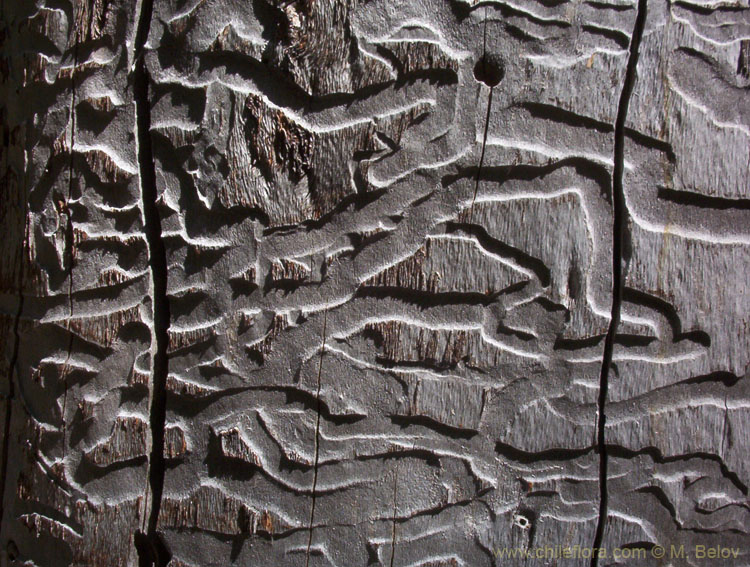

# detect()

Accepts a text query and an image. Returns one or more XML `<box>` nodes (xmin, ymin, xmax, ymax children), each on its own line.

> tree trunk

<box><xmin>2</xmin><ymin>0</ymin><xmax>749</xmax><ymax>565</ymax></box>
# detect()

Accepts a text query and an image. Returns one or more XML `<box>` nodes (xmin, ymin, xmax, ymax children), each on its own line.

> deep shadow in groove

<box><xmin>444</xmin><ymin>221</ymin><xmax>552</xmax><ymax>287</ymax></box>
<box><xmin>133</xmin><ymin>0</ymin><xmax>172</xmax><ymax>565</ymax></box>
<box><xmin>390</xmin><ymin>414</ymin><xmax>478</xmax><ymax>440</ymax></box>
<box><xmin>624</xmin><ymin>127</ymin><xmax>676</xmax><ymax>161</ymax></box>
<box><xmin>606</xmin><ymin>444</ymin><xmax>748</xmax><ymax>495</ymax></box>
<box><xmin>442</xmin><ymin>156</ymin><xmax>613</xmax><ymax>201</ymax></box>
<box><xmin>495</xmin><ymin>442</ymin><xmax>595</xmax><ymax>464</ymax></box>
<box><xmin>622</xmin><ymin>287</ymin><xmax>711</xmax><ymax>346</ymax></box>
<box><xmin>657</xmin><ymin>186</ymin><xmax>750</xmax><ymax>211</ymax></box>
<box><xmin>590</xmin><ymin>0</ymin><xmax>648</xmax><ymax>564</ymax></box>
<box><xmin>520</xmin><ymin>101</ymin><xmax>614</xmax><ymax>133</ymax></box>
<box><xmin>554</xmin><ymin>334</ymin><xmax>606</xmax><ymax>351</ymax></box>
<box><xmin>582</xmin><ymin>23</ymin><xmax>630</xmax><ymax>49</ymax></box>
<box><xmin>356</xmin><ymin>285</ymin><xmax>500</xmax><ymax>307</ymax></box>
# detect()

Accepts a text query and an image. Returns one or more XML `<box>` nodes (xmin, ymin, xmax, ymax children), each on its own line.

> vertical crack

<box><xmin>467</xmin><ymin>88</ymin><xmax>494</xmax><ymax>227</ymax></box>
<box><xmin>590</xmin><ymin>0</ymin><xmax>648</xmax><ymax>565</ymax></box>
<box><xmin>132</xmin><ymin>1</ymin><xmax>171</xmax><ymax>565</ymax></box>
<box><xmin>61</xmin><ymin>35</ymin><xmax>80</xmax><ymax>462</ymax></box>
<box><xmin>388</xmin><ymin>465</ymin><xmax>399</xmax><ymax>567</ymax></box>
<box><xmin>0</xmin><ymin>1</ymin><xmax>24</xmax><ymax>538</ymax></box>
<box><xmin>0</xmin><ymin>288</ymin><xmax>24</xmax><ymax>539</ymax></box>
<box><xmin>0</xmin><ymin>16</ymin><xmax>79</xmax><ymax>538</ymax></box>
<box><xmin>305</xmin><ymin>309</ymin><xmax>328</xmax><ymax>567</ymax></box>
<box><xmin>468</xmin><ymin>7</ymin><xmax>500</xmax><ymax>226</ymax></box>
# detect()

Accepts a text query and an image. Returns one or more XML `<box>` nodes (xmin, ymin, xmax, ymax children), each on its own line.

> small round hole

<box><xmin>474</xmin><ymin>56</ymin><xmax>504</xmax><ymax>87</ymax></box>
<box><xmin>513</xmin><ymin>514</ymin><xmax>530</xmax><ymax>529</ymax></box>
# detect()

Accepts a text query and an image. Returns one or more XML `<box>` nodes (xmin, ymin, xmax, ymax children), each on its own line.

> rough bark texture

<box><xmin>1</xmin><ymin>0</ymin><xmax>749</xmax><ymax>566</ymax></box>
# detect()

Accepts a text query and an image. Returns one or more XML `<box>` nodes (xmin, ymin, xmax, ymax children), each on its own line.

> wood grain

<box><xmin>1</xmin><ymin>0</ymin><xmax>749</xmax><ymax>565</ymax></box>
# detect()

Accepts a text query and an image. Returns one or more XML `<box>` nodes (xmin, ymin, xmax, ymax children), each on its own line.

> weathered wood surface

<box><xmin>1</xmin><ymin>0</ymin><xmax>749</xmax><ymax>566</ymax></box>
